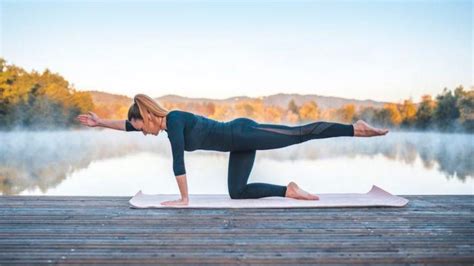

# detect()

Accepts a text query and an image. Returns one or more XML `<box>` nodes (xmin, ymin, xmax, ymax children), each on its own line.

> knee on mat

<box><xmin>229</xmin><ymin>189</ymin><xmax>244</xmax><ymax>199</ymax></box>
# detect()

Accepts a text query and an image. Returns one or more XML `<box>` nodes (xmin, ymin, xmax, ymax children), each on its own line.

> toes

<box><xmin>310</xmin><ymin>194</ymin><xmax>319</xmax><ymax>200</ymax></box>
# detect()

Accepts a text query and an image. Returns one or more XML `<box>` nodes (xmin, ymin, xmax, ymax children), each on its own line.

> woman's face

<box><xmin>131</xmin><ymin>114</ymin><xmax>161</xmax><ymax>136</ymax></box>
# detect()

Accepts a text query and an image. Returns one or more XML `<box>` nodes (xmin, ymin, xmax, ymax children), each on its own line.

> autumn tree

<box><xmin>299</xmin><ymin>100</ymin><xmax>319</xmax><ymax>122</ymax></box>
<box><xmin>337</xmin><ymin>104</ymin><xmax>356</xmax><ymax>123</ymax></box>
<box><xmin>399</xmin><ymin>98</ymin><xmax>417</xmax><ymax>128</ymax></box>
<box><xmin>383</xmin><ymin>103</ymin><xmax>403</xmax><ymax>127</ymax></box>
<box><xmin>204</xmin><ymin>101</ymin><xmax>216</xmax><ymax>116</ymax></box>
<box><xmin>263</xmin><ymin>105</ymin><xmax>284</xmax><ymax>123</ymax></box>
<box><xmin>0</xmin><ymin>58</ymin><xmax>95</xmax><ymax>129</ymax></box>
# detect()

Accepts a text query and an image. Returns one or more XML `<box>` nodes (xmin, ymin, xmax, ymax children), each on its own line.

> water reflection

<box><xmin>0</xmin><ymin>130</ymin><xmax>472</xmax><ymax>195</ymax></box>
<box><xmin>0</xmin><ymin>130</ymin><xmax>169</xmax><ymax>195</ymax></box>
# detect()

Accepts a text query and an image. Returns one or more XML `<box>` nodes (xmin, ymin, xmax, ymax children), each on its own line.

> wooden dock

<box><xmin>0</xmin><ymin>195</ymin><xmax>472</xmax><ymax>264</ymax></box>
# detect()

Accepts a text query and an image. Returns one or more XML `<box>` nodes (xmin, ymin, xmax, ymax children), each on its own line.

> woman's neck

<box><xmin>159</xmin><ymin>116</ymin><xmax>167</xmax><ymax>131</ymax></box>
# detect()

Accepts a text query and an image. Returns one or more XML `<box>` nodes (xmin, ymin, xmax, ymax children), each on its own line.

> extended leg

<box><xmin>298</xmin><ymin>120</ymin><xmax>354</xmax><ymax>142</ymax></box>
<box><xmin>227</xmin><ymin>150</ymin><xmax>287</xmax><ymax>199</ymax></box>
<box><xmin>238</xmin><ymin>120</ymin><xmax>354</xmax><ymax>151</ymax></box>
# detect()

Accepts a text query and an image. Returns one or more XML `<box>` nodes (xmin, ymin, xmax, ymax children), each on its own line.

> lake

<box><xmin>1</xmin><ymin>129</ymin><xmax>472</xmax><ymax>196</ymax></box>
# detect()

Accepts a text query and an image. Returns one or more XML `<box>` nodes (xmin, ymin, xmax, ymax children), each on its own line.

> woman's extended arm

<box><xmin>76</xmin><ymin>111</ymin><xmax>128</xmax><ymax>131</ymax></box>
<box><xmin>98</xmin><ymin>119</ymin><xmax>128</xmax><ymax>131</ymax></box>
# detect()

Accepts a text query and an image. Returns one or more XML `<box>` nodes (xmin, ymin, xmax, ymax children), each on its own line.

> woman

<box><xmin>76</xmin><ymin>94</ymin><xmax>388</xmax><ymax>206</ymax></box>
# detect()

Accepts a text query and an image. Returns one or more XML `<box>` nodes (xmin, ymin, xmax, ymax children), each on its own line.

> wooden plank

<box><xmin>0</xmin><ymin>195</ymin><xmax>472</xmax><ymax>264</ymax></box>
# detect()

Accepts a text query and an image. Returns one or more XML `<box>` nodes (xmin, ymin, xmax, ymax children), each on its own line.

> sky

<box><xmin>1</xmin><ymin>0</ymin><xmax>472</xmax><ymax>103</ymax></box>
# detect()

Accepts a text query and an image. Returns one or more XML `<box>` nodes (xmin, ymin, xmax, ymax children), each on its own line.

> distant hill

<box><xmin>86</xmin><ymin>91</ymin><xmax>398</xmax><ymax>110</ymax></box>
<box><xmin>156</xmin><ymin>93</ymin><xmax>392</xmax><ymax>110</ymax></box>
<box><xmin>257</xmin><ymin>93</ymin><xmax>388</xmax><ymax>109</ymax></box>
<box><xmin>87</xmin><ymin>90</ymin><xmax>133</xmax><ymax>106</ymax></box>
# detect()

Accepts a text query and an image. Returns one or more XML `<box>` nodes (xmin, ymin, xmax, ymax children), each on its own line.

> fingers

<box><xmin>76</xmin><ymin>114</ymin><xmax>95</xmax><ymax>123</ymax></box>
<box><xmin>76</xmin><ymin>118</ymin><xmax>89</xmax><ymax>126</ymax></box>
<box><xmin>76</xmin><ymin>114</ymin><xmax>91</xmax><ymax>119</ymax></box>
<box><xmin>76</xmin><ymin>116</ymin><xmax>89</xmax><ymax>122</ymax></box>
<box><xmin>75</xmin><ymin>115</ymin><xmax>93</xmax><ymax>127</ymax></box>
<box><xmin>160</xmin><ymin>199</ymin><xmax>189</xmax><ymax>206</ymax></box>
<box><xmin>87</xmin><ymin>111</ymin><xmax>99</xmax><ymax>120</ymax></box>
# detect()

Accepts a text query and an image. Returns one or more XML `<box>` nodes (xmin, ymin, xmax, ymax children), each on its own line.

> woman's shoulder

<box><xmin>166</xmin><ymin>110</ymin><xmax>197</xmax><ymax>131</ymax></box>
<box><xmin>167</xmin><ymin>109</ymin><xmax>195</xmax><ymax>119</ymax></box>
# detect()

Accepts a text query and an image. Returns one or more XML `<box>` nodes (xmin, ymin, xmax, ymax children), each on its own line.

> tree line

<box><xmin>0</xmin><ymin>58</ymin><xmax>94</xmax><ymax>130</ymax></box>
<box><xmin>288</xmin><ymin>86</ymin><xmax>473</xmax><ymax>133</ymax></box>
<box><xmin>173</xmin><ymin>86</ymin><xmax>473</xmax><ymax>133</ymax></box>
<box><xmin>1</xmin><ymin>58</ymin><xmax>472</xmax><ymax>133</ymax></box>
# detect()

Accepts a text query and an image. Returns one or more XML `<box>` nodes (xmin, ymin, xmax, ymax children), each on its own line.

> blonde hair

<box><xmin>128</xmin><ymin>94</ymin><xmax>169</xmax><ymax>131</ymax></box>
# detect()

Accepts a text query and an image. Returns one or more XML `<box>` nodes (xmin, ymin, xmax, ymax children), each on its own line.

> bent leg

<box><xmin>227</xmin><ymin>150</ymin><xmax>287</xmax><ymax>199</ymax></box>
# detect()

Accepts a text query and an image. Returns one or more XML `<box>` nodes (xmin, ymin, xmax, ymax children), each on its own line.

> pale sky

<box><xmin>1</xmin><ymin>0</ymin><xmax>472</xmax><ymax>103</ymax></box>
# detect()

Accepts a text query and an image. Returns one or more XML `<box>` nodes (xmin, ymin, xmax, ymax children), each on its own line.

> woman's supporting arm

<box><xmin>175</xmin><ymin>174</ymin><xmax>189</xmax><ymax>200</ymax></box>
<box><xmin>159</xmin><ymin>114</ymin><xmax>189</xmax><ymax>206</ymax></box>
<box><xmin>160</xmin><ymin>174</ymin><xmax>189</xmax><ymax>206</ymax></box>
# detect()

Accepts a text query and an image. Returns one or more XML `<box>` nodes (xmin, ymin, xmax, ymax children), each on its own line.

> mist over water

<box><xmin>0</xmin><ymin>129</ymin><xmax>472</xmax><ymax>196</ymax></box>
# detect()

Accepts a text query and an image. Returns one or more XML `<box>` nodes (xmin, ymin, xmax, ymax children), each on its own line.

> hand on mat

<box><xmin>161</xmin><ymin>198</ymin><xmax>189</xmax><ymax>206</ymax></box>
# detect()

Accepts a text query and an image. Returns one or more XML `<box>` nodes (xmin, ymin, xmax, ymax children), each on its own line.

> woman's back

<box><xmin>166</xmin><ymin>110</ymin><xmax>234</xmax><ymax>152</ymax></box>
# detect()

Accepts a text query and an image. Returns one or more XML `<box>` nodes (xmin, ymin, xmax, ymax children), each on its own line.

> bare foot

<box><xmin>352</xmin><ymin>120</ymin><xmax>389</xmax><ymax>137</ymax></box>
<box><xmin>285</xmin><ymin>181</ymin><xmax>319</xmax><ymax>200</ymax></box>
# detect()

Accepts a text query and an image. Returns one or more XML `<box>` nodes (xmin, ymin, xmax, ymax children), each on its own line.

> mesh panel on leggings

<box><xmin>301</xmin><ymin>122</ymin><xmax>335</xmax><ymax>136</ymax></box>
<box><xmin>249</xmin><ymin>125</ymin><xmax>300</xmax><ymax>135</ymax></box>
<box><xmin>250</xmin><ymin>122</ymin><xmax>335</xmax><ymax>137</ymax></box>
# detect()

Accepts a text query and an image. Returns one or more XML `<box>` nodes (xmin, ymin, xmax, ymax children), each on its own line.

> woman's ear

<box><xmin>147</xmin><ymin>112</ymin><xmax>157</xmax><ymax>123</ymax></box>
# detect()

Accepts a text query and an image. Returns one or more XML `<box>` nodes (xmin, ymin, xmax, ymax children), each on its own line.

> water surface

<box><xmin>1</xmin><ymin>130</ymin><xmax>472</xmax><ymax>196</ymax></box>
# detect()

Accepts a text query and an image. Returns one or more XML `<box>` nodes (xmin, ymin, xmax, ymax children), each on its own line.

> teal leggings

<box><xmin>228</xmin><ymin>118</ymin><xmax>354</xmax><ymax>199</ymax></box>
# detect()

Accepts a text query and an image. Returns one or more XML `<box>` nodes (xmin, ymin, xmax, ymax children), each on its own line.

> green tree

<box><xmin>287</xmin><ymin>98</ymin><xmax>300</xmax><ymax>122</ymax></box>
<box><xmin>355</xmin><ymin>106</ymin><xmax>377</xmax><ymax>125</ymax></box>
<box><xmin>433</xmin><ymin>87</ymin><xmax>460</xmax><ymax>131</ymax></box>
<box><xmin>455</xmin><ymin>86</ymin><xmax>474</xmax><ymax>132</ymax></box>
<box><xmin>288</xmin><ymin>99</ymin><xmax>299</xmax><ymax>115</ymax></box>
<box><xmin>415</xmin><ymin>95</ymin><xmax>436</xmax><ymax>129</ymax></box>
<box><xmin>374</xmin><ymin>108</ymin><xmax>392</xmax><ymax>127</ymax></box>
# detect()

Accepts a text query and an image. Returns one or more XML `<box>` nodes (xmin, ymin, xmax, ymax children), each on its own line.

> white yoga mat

<box><xmin>129</xmin><ymin>185</ymin><xmax>409</xmax><ymax>208</ymax></box>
